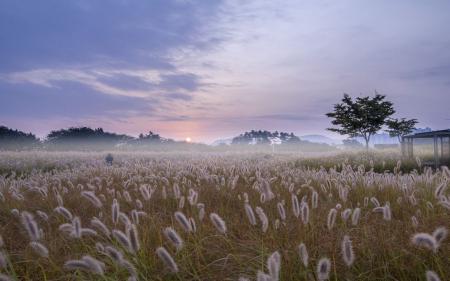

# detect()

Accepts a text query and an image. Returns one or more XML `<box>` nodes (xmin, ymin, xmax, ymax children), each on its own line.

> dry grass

<box><xmin>0</xmin><ymin>151</ymin><xmax>449</xmax><ymax>281</ymax></box>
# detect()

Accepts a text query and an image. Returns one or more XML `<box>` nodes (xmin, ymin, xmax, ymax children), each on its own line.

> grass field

<box><xmin>0</xmin><ymin>151</ymin><xmax>448</xmax><ymax>281</ymax></box>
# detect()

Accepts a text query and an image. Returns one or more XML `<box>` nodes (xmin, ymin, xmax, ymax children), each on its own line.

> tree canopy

<box><xmin>231</xmin><ymin>130</ymin><xmax>300</xmax><ymax>145</ymax></box>
<box><xmin>326</xmin><ymin>93</ymin><xmax>395</xmax><ymax>149</ymax></box>
<box><xmin>0</xmin><ymin>126</ymin><xmax>40</xmax><ymax>150</ymax></box>
<box><xmin>385</xmin><ymin>118</ymin><xmax>418</xmax><ymax>142</ymax></box>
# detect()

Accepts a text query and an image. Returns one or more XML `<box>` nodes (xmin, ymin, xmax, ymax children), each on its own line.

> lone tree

<box><xmin>385</xmin><ymin>118</ymin><xmax>418</xmax><ymax>143</ymax></box>
<box><xmin>326</xmin><ymin>93</ymin><xmax>395</xmax><ymax>150</ymax></box>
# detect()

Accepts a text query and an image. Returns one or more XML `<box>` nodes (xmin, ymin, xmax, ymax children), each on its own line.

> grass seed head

<box><xmin>156</xmin><ymin>246</ymin><xmax>179</xmax><ymax>273</ymax></box>
<box><xmin>209</xmin><ymin>213</ymin><xmax>227</xmax><ymax>234</ymax></box>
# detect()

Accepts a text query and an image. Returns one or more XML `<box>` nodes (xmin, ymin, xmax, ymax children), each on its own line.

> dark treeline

<box><xmin>0</xmin><ymin>126</ymin><xmax>184</xmax><ymax>151</ymax></box>
<box><xmin>0</xmin><ymin>125</ymin><xmax>335</xmax><ymax>152</ymax></box>
<box><xmin>0</xmin><ymin>126</ymin><xmax>40</xmax><ymax>150</ymax></box>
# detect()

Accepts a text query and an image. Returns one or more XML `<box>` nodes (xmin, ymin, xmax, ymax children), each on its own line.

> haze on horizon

<box><xmin>1</xmin><ymin>0</ymin><xmax>449</xmax><ymax>143</ymax></box>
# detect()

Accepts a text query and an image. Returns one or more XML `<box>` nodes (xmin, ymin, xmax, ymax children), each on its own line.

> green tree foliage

<box><xmin>385</xmin><ymin>118</ymin><xmax>418</xmax><ymax>143</ymax></box>
<box><xmin>134</xmin><ymin>131</ymin><xmax>174</xmax><ymax>146</ymax></box>
<box><xmin>231</xmin><ymin>130</ymin><xmax>300</xmax><ymax>145</ymax></box>
<box><xmin>46</xmin><ymin>127</ymin><xmax>132</xmax><ymax>150</ymax></box>
<box><xmin>0</xmin><ymin>126</ymin><xmax>40</xmax><ymax>150</ymax></box>
<box><xmin>326</xmin><ymin>93</ymin><xmax>395</xmax><ymax>150</ymax></box>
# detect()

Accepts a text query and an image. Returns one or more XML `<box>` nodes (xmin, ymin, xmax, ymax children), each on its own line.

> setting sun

<box><xmin>185</xmin><ymin>137</ymin><xmax>191</xmax><ymax>142</ymax></box>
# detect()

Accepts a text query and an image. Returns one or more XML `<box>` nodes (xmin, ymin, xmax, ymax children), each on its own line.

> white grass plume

<box><xmin>112</xmin><ymin>199</ymin><xmax>120</xmax><ymax>224</ymax></box>
<box><xmin>298</xmin><ymin>243</ymin><xmax>308</xmax><ymax>267</ymax></box>
<box><xmin>56</xmin><ymin>193</ymin><xmax>63</xmax><ymax>206</ymax></box>
<box><xmin>95</xmin><ymin>242</ymin><xmax>105</xmax><ymax>253</ymax></box>
<box><xmin>267</xmin><ymin>251</ymin><xmax>281</xmax><ymax>281</ymax></box>
<box><xmin>91</xmin><ymin>217</ymin><xmax>111</xmax><ymax>237</ymax></box>
<box><xmin>121</xmin><ymin>259</ymin><xmax>138</xmax><ymax>278</ymax></box>
<box><xmin>432</xmin><ymin>226</ymin><xmax>448</xmax><ymax>246</ymax></box>
<box><xmin>411</xmin><ymin>233</ymin><xmax>437</xmax><ymax>252</ymax></box>
<box><xmin>341</xmin><ymin>209</ymin><xmax>352</xmax><ymax>222</ymax></box>
<box><xmin>341</xmin><ymin>235</ymin><xmax>355</xmax><ymax>266</ymax></box>
<box><xmin>29</xmin><ymin>242</ymin><xmax>49</xmax><ymax>258</ymax></box>
<box><xmin>0</xmin><ymin>251</ymin><xmax>7</xmax><ymax>269</ymax></box>
<box><xmin>411</xmin><ymin>216</ymin><xmax>419</xmax><ymax>228</ymax></box>
<box><xmin>438</xmin><ymin>199</ymin><xmax>450</xmax><ymax>210</ymax></box>
<box><xmin>81</xmin><ymin>191</ymin><xmax>103</xmax><ymax>208</ymax></box>
<box><xmin>174</xmin><ymin>211</ymin><xmax>193</xmax><ymax>232</ymax></box>
<box><xmin>301</xmin><ymin>202</ymin><xmax>309</xmax><ymax>225</ymax></box>
<box><xmin>257</xmin><ymin>271</ymin><xmax>272</xmax><ymax>281</ymax></box>
<box><xmin>20</xmin><ymin>211</ymin><xmax>41</xmax><ymax>241</ymax></box>
<box><xmin>139</xmin><ymin>185</ymin><xmax>151</xmax><ymax>200</ymax></box>
<box><xmin>426</xmin><ymin>270</ymin><xmax>441</xmax><ymax>281</ymax></box>
<box><xmin>123</xmin><ymin>191</ymin><xmax>132</xmax><ymax>203</ymax></box>
<box><xmin>126</xmin><ymin>224</ymin><xmax>140</xmax><ymax>253</ymax></box>
<box><xmin>255</xmin><ymin>207</ymin><xmax>269</xmax><ymax>233</ymax></box>
<box><xmin>105</xmin><ymin>245</ymin><xmax>124</xmax><ymax>264</ymax></box>
<box><xmin>112</xmin><ymin>229</ymin><xmax>133</xmax><ymax>253</ymax></box>
<box><xmin>189</xmin><ymin>217</ymin><xmax>197</xmax><ymax>233</ymax></box>
<box><xmin>58</xmin><ymin>223</ymin><xmax>73</xmax><ymax>234</ymax></box>
<box><xmin>434</xmin><ymin>182</ymin><xmax>447</xmax><ymax>199</ymax></box>
<box><xmin>209</xmin><ymin>213</ymin><xmax>227</xmax><ymax>234</ymax></box>
<box><xmin>291</xmin><ymin>194</ymin><xmax>300</xmax><ymax>218</ymax></box>
<box><xmin>36</xmin><ymin>210</ymin><xmax>49</xmax><ymax>221</ymax></box>
<box><xmin>156</xmin><ymin>246</ymin><xmax>179</xmax><ymax>273</ymax></box>
<box><xmin>327</xmin><ymin>208</ymin><xmax>337</xmax><ymax>230</ymax></box>
<box><xmin>382</xmin><ymin>204</ymin><xmax>392</xmax><ymax>221</ymax></box>
<box><xmin>245</xmin><ymin>203</ymin><xmax>257</xmax><ymax>226</ymax></box>
<box><xmin>370</xmin><ymin>197</ymin><xmax>380</xmax><ymax>207</ymax></box>
<box><xmin>71</xmin><ymin>217</ymin><xmax>82</xmax><ymax>238</ymax></box>
<box><xmin>119</xmin><ymin>212</ymin><xmax>131</xmax><ymax>227</ymax></box>
<box><xmin>351</xmin><ymin>208</ymin><xmax>361</xmax><ymax>226</ymax></box>
<box><xmin>316</xmin><ymin>257</ymin><xmax>331</xmax><ymax>281</ymax></box>
<box><xmin>277</xmin><ymin>202</ymin><xmax>286</xmax><ymax>221</ymax></box>
<box><xmin>53</xmin><ymin>206</ymin><xmax>73</xmax><ymax>221</ymax></box>
<box><xmin>164</xmin><ymin>227</ymin><xmax>184</xmax><ymax>251</ymax></box>
<box><xmin>64</xmin><ymin>258</ymin><xmax>103</xmax><ymax>275</ymax></box>
<box><xmin>131</xmin><ymin>210</ymin><xmax>139</xmax><ymax>225</ymax></box>
<box><xmin>312</xmin><ymin>191</ymin><xmax>318</xmax><ymax>209</ymax></box>
<box><xmin>0</xmin><ymin>273</ymin><xmax>12</xmax><ymax>281</ymax></box>
<box><xmin>197</xmin><ymin>204</ymin><xmax>205</xmax><ymax>221</ymax></box>
<box><xmin>81</xmin><ymin>255</ymin><xmax>105</xmax><ymax>275</ymax></box>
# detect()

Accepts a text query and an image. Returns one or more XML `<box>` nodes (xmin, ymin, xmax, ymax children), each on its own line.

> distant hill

<box><xmin>210</xmin><ymin>138</ymin><xmax>233</xmax><ymax>146</ymax></box>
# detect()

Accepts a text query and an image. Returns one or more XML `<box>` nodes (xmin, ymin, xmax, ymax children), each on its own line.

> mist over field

<box><xmin>1</xmin><ymin>1</ymin><xmax>450</xmax><ymax>281</ymax></box>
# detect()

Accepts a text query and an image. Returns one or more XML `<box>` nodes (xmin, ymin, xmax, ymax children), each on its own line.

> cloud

<box><xmin>97</xmin><ymin>74</ymin><xmax>156</xmax><ymax>91</ymax></box>
<box><xmin>165</xmin><ymin>93</ymin><xmax>193</xmax><ymax>101</ymax></box>
<box><xmin>0</xmin><ymin>0</ymin><xmax>225</xmax><ymax>72</ymax></box>
<box><xmin>2</xmin><ymin>68</ymin><xmax>204</xmax><ymax>99</ymax></box>
<box><xmin>252</xmin><ymin>114</ymin><xmax>318</xmax><ymax>121</ymax></box>
<box><xmin>159</xmin><ymin>73</ymin><xmax>200</xmax><ymax>91</ymax></box>
<box><xmin>399</xmin><ymin>64</ymin><xmax>450</xmax><ymax>82</ymax></box>
<box><xmin>0</xmin><ymin>80</ymin><xmax>154</xmax><ymax>119</ymax></box>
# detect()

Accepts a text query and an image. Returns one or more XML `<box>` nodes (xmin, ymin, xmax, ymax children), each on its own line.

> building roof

<box><xmin>404</xmin><ymin>129</ymin><xmax>450</xmax><ymax>139</ymax></box>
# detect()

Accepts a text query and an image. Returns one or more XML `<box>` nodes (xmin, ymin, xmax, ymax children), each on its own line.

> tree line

<box><xmin>0</xmin><ymin>126</ymin><xmax>178</xmax><ymax>150</ymax></box>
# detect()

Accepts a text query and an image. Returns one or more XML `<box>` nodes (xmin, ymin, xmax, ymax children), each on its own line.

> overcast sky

<box><xmin>1</xmin><ymin>0</ymin><xmax>449</xmax><ymax>142</ymax></box>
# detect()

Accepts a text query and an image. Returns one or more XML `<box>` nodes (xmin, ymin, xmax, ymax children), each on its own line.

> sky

<box><xmin>1</xmin><ymin>0</ymin><xmax>450</xmax><ymax>143</ymax></box>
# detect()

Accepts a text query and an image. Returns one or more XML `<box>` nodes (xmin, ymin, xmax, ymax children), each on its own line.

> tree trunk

<box><xmin>364</xmin><ymin>135</ymin><xmax>370</xmax><ymax>152</ymax></box>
